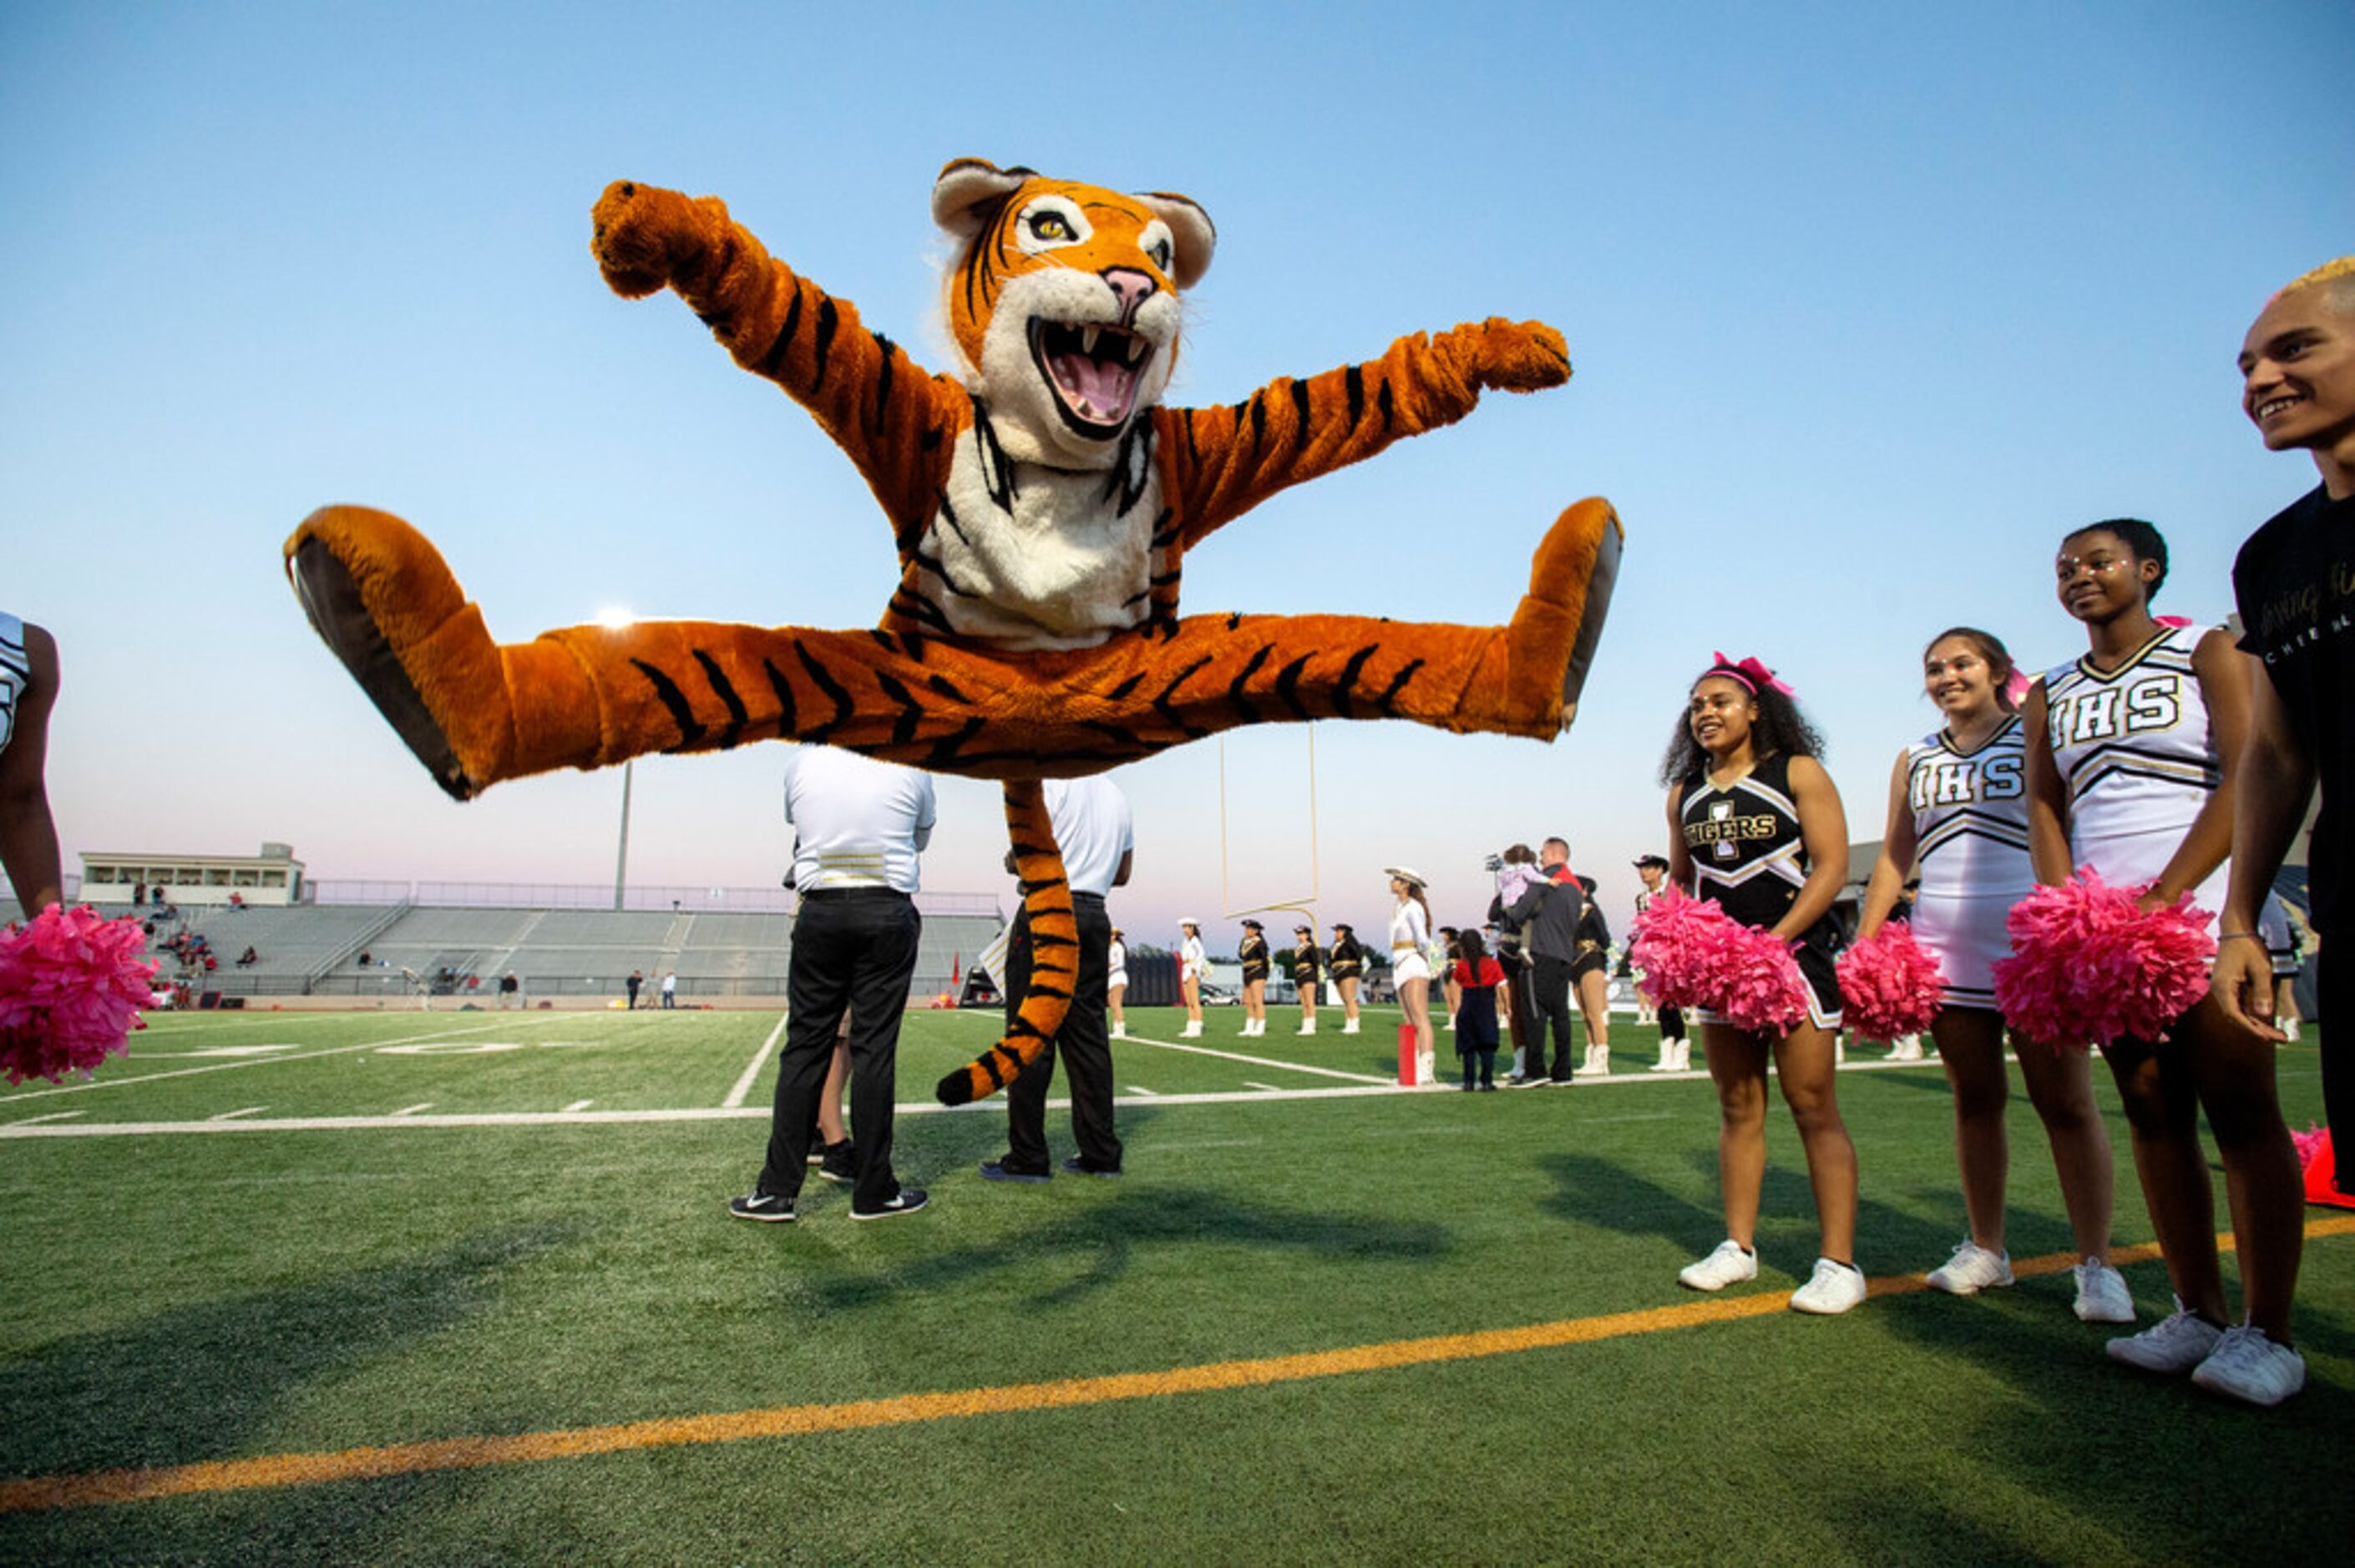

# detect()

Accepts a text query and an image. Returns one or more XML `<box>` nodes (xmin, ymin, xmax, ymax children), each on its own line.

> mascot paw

<box><xmin>1511</xmin><ymin>497</ymin><xmax>1623</xmax><ymax>731</ymax></box>
<box><xmin>590</xmin><ymin>180</ymin><xmax>706</xmax><ymax>299</ymax></box>
<box><xmin>284</xmin><ymin>506</ymin><xmax>507</xmax><ymax>800</ymax></box>
<box><xmin>1474</xmin><ymin>318</ymin><xmax>1573</xmax><ymax>393</ymax></box>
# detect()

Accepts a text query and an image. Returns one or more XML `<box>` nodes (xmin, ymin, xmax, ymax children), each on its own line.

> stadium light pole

<box><xmin>599</xmin><ymin>607</ymin><xmax>636</xmax><ymax>911</ymax></box>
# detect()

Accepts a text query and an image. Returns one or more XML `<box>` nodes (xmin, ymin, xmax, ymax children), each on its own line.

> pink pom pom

<box><xmin>1629</xmin><ymin>885</ymin><xmax>1811</xmax><ymax>1034</ymax></box>
<box><xmin>1991</xmin><ymin>870</ymin><xmax>2216</xmax><ymax>1048</ymax></box>
<box><xmin>2292</xmin><ymin>1123</ymin><xmax>2328</xmax><ymax>1171</ymax></box>
<box><xmin>1628</xmin><ymin>885</ymin><xmax>1735</xmax><ymax>1012</ymax></box>
<box><xmin>1836</xmin><ymin>922</ymin><xmax>1947</xmax><ymax>1040</ymax></box>
<box><xmin>0</xmin><ymin>905</ymin><xmax>157</xmax><ymax>1085</ymax></box>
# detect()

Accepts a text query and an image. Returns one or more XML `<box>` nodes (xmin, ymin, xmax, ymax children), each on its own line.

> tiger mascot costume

<box><xmin>286</xmin><ymin>159</ymin><xmax>1624</xmax><ymax>1104</ymax></box>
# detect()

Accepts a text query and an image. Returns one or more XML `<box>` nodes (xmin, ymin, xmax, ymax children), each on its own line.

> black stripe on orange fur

<box><xmin>937</xmin><ymin>780</ymin><xmax>1077</xmax><ymax>1105</ymax></box>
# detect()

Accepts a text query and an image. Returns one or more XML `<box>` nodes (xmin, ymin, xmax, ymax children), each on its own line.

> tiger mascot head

<box><xmin>931</xmin><ymin>158</ymin><xmax>1217</xmax><ymax>467</ymax></box>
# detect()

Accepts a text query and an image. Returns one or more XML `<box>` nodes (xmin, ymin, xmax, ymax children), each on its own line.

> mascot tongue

<box><xmin>1047</xmin><ymin>340</ymin><xmax>1139</xmax><ymax>425</ymax></box>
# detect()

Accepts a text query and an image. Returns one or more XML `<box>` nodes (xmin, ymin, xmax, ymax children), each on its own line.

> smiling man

<box><xmin>2216</xmin><ymin>257</ymin><xmax>2355</xmax><ymax>1196</ymax></box>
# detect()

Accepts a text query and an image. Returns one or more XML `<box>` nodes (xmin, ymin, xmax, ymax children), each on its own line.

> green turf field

<box><xmin>2</xmin><ymin>1007</ymin><xmax>2347</xmax><ymax>1563</ymax></box>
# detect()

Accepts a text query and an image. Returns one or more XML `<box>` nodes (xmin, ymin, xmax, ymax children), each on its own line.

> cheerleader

<box><xmin>1386</xmin><ymin>867</ymin><xmax>1437</xmax><ymax>1083</ymax></box>
<box><xmin>1666</xmin><ymin>655</ymin><xmax>1866</xmax><ymax>1314</ymax></box>
<box><xmin>1290</xmin><ymin>923</ymin><xmax>1323</xmax><ymax>1035</ymax></box>
<box><xmin>1570</xmin><ymin>878</ymin><xmax>1613</xmax><ymax>1075</ymax></box>
<box><xmin>1238</xmin><ymin>919</ymin><xmax>1271</xmax><ymax>1036</ymax></box>
<box><xmin>2025</xmin><ymin>518</ymin><xmax>2305</xmax><ymax>1404</ymax></box>
<box><xmin>1107</xmin><ymin>927</ymin><xmax>1129</xmax><ymax>1040</ymax></box>
<box><xmin>1178</xmin><ymin>918</ymin><xmax>1206</xmax><ymax>1039</ymax></box>
<box><xmin>0</xmin><ymin>614</ymin><xmax>63</xmax><ymax>915</ymax></box>
<box><xmin>1856</xmin><ymin>628</ymin><xmax>2129</xmax><ymax>1322</ymax></box>
<box><xmin>1328</xmin><ymin>922</ymin><xmax>1365</xmax><ymax>1034</ymax></box>
<box><xmin>1633</xmin><ymin>855</ymin><xmax>1691</xmax><ymax>1070</ymax></box>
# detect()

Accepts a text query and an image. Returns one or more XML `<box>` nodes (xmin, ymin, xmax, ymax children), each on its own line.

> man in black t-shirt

<box><xmin>2218</xmin><ymin>255</ymin><xmax>2355</xmax><ymax>1196</ymax></box>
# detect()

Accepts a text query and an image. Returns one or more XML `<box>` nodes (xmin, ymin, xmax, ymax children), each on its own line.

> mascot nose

<box><xmin>1101</xmin><ymin>267</ymin><xmax>1157</xmax><ymax>326</ymax></box>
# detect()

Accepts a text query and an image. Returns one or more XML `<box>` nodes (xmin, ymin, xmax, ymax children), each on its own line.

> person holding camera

<box><xmin>1503</xmin><ymin>837</ymin><xmax>1583</xmax><ymax>1086</ymax></box>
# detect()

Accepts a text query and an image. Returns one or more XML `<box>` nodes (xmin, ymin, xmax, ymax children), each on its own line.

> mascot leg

<box><xmin>936</xmin><ymin>781</ymin><xmax>1077</xmax><ymax>1105</ymax></box>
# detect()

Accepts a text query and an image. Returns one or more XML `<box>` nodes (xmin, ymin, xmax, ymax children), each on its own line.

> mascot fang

<box><xmin>286</xmin><ymin>159</ymin><xmax>1624</xmax><ymax>1102</ymax></box>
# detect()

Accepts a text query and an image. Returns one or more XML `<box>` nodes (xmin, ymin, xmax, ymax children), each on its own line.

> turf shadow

<box><xmin>794</xmin><ymin>1185</ymin><xmax>1450</xmax><ymax>1314</ymax></box>
<box><xmin>0</xmin><ymin>1221</ymin><xmax>575</xmax><ymax>1480</ymax></box>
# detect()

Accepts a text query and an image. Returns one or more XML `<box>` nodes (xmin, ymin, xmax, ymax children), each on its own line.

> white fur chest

<box><xmin>917</xmin><ymin>407</ymin><xmax>1162</xmax><ymax>651</ymax></box>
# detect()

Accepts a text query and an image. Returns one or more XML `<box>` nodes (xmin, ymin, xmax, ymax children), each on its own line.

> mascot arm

<box><xmin>590</xmin><ymin>180</ymin><xmax>958</xmax><ymax>536</ymax></box>
<box><xmin>1161</xmin><ymin>316</ymin><xmax>1568</xmax><ymax>548</ymax></box>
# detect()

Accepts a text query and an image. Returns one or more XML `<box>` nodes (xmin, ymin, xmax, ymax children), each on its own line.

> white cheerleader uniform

<box><xmin>1107</xmin><ymin>938</ymin><xmax>1128</xmax><ymax>991</ymax></box>
<box><xmin>1180</xmin><ymin>933</ymin><xmax>1206</xmax><ymax>983</ymax></box>
<box><xmin>1390</xmin><ymin>899</ymin><xmax>1433</xmax><ymax>984</ymax></box>
<box><xmin>0</xmin><ymin>613</ymin><xmax>29</xmax><ymax>757</ymax></box>
<box><xmin>1902</xmin><ymin>716</ymin><xmax>2033</xmax><ymax>1009</ymax></box>
<box><xmin>2043</xmin><ymin>624</ymin><xmax>2226</xmax><ymax>933</ymax></box>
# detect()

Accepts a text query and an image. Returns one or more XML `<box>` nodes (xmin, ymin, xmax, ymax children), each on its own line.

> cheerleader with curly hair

<box><xmin>1665</xmin><ymin>657</ymin><xmax>1864</xmax><ymax>1314</ymax></box>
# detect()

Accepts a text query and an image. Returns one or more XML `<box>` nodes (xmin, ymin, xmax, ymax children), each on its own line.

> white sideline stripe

<box><xmin>11</xmin><ymin>1110</ymin><xmax>85</xmax><ymax>1125</ymax></box>
<box><xmin>0</xmin><ymin>1016</ymin><xmax>558</xmax><ymax>1103</ymax></box>
<box><xmin>1118</xmin><ymin>1033</ymin><xmax>1392</xmax><ymax>1083</ymax></box>
<box><xmin>208</xmin><ymin>1105</ymin><xmax>267</xmax><ymax>1121</ymax></box>
<box><xmin>390</xmin><ymin>1103</ymin><xmax>435</xmax><ymax>1117</ymax></box>
<box><xmin>562</xmin><ymin>1100</ymin><xmax>595</xmax><ymax>1113</ymax></box>
<box><xmin>0</xmin><ymin>1082</ymin><xmax>1427</xmax><ymax>1138</ymax></box>
<box><xmin>722</xmin><ymin>1013</ymin><xmax>789</xmax><ymax>1110</ymax></box>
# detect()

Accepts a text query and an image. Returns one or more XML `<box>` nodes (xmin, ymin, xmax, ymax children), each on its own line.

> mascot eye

<box><xmin>1137</xmin><ymin>219</ymin><xmax>1177</xmax><ymax>278</ymax></box>
<box><xmin>1013</xmin><ymin>197</ymin><xmax>1091</xmax><ymax>255</ymax></box>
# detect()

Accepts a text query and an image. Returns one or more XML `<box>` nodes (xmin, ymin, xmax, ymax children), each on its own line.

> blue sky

<box><xmin>5</xmin><ymin>2</ymin><xmax>2350</xmax><ymax>948</ymax></box>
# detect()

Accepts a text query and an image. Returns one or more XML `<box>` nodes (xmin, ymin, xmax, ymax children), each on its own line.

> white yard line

<box><xmin>1117</xmin><ymin>1033</ymin><xmax>1393</xmax><ymax>1084</ymax></box>
<box><xmin>1243</xmin><ymin>1081</ymin><xmax>1287</xmax><ymax>1093</ymax></box>
<box><xmin>0</xmin><ymin>1016</ymin><xmax>557</xmax><ymax>1103</ymax></box>
<box><xmin>722</xmin><ymin>1013</ymin><xmax>790</xmax><ymax>1110</ymax></box>
<box><xmin>389</xmin><ymin>1103</ymin><xmax>436</xmax><ymax>1117</ymax></box>
<box><xmin>1127</xmin><ymin>1085</ymin><xmax>1161</xmax><ymax>1096</ymax></box>
<box><xmin>562</xmin><ymin>1100</ymin><xmax>595</xmax><ymax>1113</ymax></box>
<box><xmin>208</xmin><ymin>1105</ymin><xmax>268</xmax><ymax>1121</ymax></box>
<box><xmin>11</xmin><ymin>1110</ymin><xmax>86</xmax><ymax>1125</ymax></box>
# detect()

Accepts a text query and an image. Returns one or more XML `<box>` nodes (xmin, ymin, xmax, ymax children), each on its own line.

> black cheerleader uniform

<box><xmin>1291</xmin><ymin>942</ymin><xmax>1323</xmax><ymax>991</ymax></box>
<box><xmin>1238</xmin><ymin>931</ymin><xmax>1271</xmax><ymax>984</ymax></box>
<box><xmin>1569</xmin><ymin>898</ymin><xmax>1612</xmax><ymax>981</ymax></box>
<box><xmin>1678</xmin><ymin>751</ymin><xmax>1843</xmax><ymax>1029</ymax></box>
<box><xmin>1328</xmin><ymin>933</ymin><xmax>1365</xmax><ymax>981</ymax></box>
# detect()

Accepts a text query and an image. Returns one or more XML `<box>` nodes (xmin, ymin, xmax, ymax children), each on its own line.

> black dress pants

<box><xmin>1003</xmin><ymin>892</ymin><xmax>1122</xmax><ymax>1173</ymax></box>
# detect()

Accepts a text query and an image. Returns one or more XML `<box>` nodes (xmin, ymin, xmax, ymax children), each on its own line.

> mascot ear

<box><xmin>1139</xmin><ymin>190</ymin><xmax>1217</xmax><ymax>289</ymax></box>
<box><xmin>933</xmin><ymin>158</ymin><xmax>1035</xmax><ymax>241</ymax></box>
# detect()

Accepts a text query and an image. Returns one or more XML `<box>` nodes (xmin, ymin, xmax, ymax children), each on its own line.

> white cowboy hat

<box><xmin>1383</xmin><ymin>865</ymin><xmax>1428</xmax><ymax>888</ymax></box>
<box><xmin>1179</xmin><ymin>916</ymin><xmax>1201</xmax><ymax>927</ymax></box>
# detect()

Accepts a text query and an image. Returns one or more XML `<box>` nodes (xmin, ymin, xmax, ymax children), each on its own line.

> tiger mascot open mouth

<box><xmin>286</xmin><ymin>156</ymin><xmax>1623</xmax><ymax>1103</ymax></box>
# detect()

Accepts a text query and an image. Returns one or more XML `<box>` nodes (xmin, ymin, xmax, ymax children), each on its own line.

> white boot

<box><xmin>1181</xmin><ymin>1019</ymin><xmax>1202</xmax><ymax>1038</ymax></box>
<box><xmin>1416</xmin><ymin>1049</ymin><xmax>1436</xmax><ymax>1084</ymax></box>
<box><xmin>1298</xmin><ymin>1017</ymin><xmax>1317</xmax><ymax>1036</ymax></box>
<box><xmin>1110</xmin><ymin>1021</ymin><xmax>1126</xmax><ymax>1039</ymax></box>
<box><xmin>1835</xmin><ymin>1034</ymin><xmax>1847</xmax><ymax>1065</ymax></box>
<box><xmin>1648</xmin><ymin>1039</ymin><xmax>1675</xmax><ymax>1072</ymax></box>
<box><xmin>1891</xmin><ymin>1034</ymin><xmax>1924</xmax><ymax>1062</ymax></box>
<box><xmin>1342</xmin><ymin>1018</ymin><xmax>1360</xmax><ymax>1034</ymax></box>
<box><xmin>1574</xmin><ymin>1044</ymin><xmax>1602</xmax><ymax>1076</ymax></box>
<box><xmin>1673</xmin><ymin>1037</ymin><xmax>1692</xmax><ymax>1070</ymax></box>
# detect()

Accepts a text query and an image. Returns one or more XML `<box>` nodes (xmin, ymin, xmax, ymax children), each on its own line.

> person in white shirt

<box><xmin>981</xmin><ymin>775</ymin><xmax>1134</xmax><ymax>1181</ymax></box>
<box><xmin>1178</xmin><ymin>918</ymin><xmax>1206</xmax><ymax>1038</ymax></box>
<box><xmin>732</xmin><ymin>746</ymin><xmax>936</xmax><ymax>1224</ymax></box>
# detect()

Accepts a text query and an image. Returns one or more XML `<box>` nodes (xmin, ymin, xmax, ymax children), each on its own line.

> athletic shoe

<box><xmin>2190</xmin><ymin>1324</ymin><xmax>2307</xmax><ymax>1407</ymax></box>
<box><xmin>1679</xmin><ymin>1239</ymin><xmax>1758</xmax><ymax>1291</ymax></box>
<box><xmin>851</xmin><ymin>1188</ymin><xmax>929</xmax><ymax>1221</ymax></box>
<box><xmin>1926</xmin><ymin>1240</ymin><xmax>2014</xmax><ymax>1295</ymax></box>
<box><xmin>1060</xmin><ymin>1156</ymin><xmax>1122</xmax><ymax>1178</ymax></box>
<box><xmin>1477</xmin><ymin>1081</ymin><xmax>1497</xmax><ymax>1091</ymax></box>
<box><xmin>728</xmin><ymin>1191</ymin><xmax>796</xmax><ymax>1223</ymax></box>
<box><xmin>2071</xmin><ymin>1258</ymin><xmax>2136</xmax><ymax>1324</ymax></box>
<box><xmin>1790</xmin><ymin>1257</ymin><xmax>1868</xmax><ymax>1315</ymax></box>
<box><xmin>2106</xmin><ymin>1297</ymin><xmax>2224</xmax><ymax>1373</ymax></box>
<box><xmin>978</xmin><ymin>1158</ymin><xmax>1051</xmax><ymax>1184</ymax></box>
<box><xmin>817</xmin><ymin>1141</ymin><xmax>857</xmax><ymax>1184</ymax></box>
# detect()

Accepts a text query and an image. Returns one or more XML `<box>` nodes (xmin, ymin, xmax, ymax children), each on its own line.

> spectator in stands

<box><xmin>732</xmin><ymin>746</ymin><xmax>935</xmax><ymax>1223</ymax></box>
<box><xmin>236</xmin><ymin>945</ymin><xmax>258</xmax><ymax>968</ymax></box>
<box><xmin>357</xmin><ymin>948</ymin><xmax>372</xmax><ymax>967</ymax></box>
<box><xmin>661</xmin><ymin>971</ymin><xmax>677</xmax><ymax>1009</ymax></box>
<box><xmin>0</xmin><ymin>613</ymin><xmax>63</xmax><ymax>920</ymax></box>
<box><xmin>133</xmin><ymin>880</ymin><xmax>146</xmax><ymax>906</ymax></box>
<box><xmin>499</xmin><ymin>971</ymin><xmax>520</xmax><ymax>1009</ymax></box>
<box><xmin>981</xmin><ymin>775</ymin><xmax>1134</xmax><ymax>1183</ymax></box>
<box><xmin>626</xmin><ymin>968</ymin><xmax>644</xmax><ymax>1009</ymax></box>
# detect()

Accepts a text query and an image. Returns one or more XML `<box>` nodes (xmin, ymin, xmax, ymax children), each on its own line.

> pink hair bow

<box><xmin>2002</xmin><ymin>669</ymin><xmax>2034</xmax><ymax>709</ymax></box>
<box><xmin>1709</xmin><ymin>652</ymin><xmax>1795</xmax><ymax>699</ymax></box>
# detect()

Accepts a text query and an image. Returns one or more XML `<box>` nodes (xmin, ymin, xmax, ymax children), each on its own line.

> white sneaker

<box><xmin>1679</xmin><ymin>1239</ymin><xmax>1758</xmax><ymax>1291</ymax></box>
<box><xmin>2106</xmin><ymin>1297</ymin><xmax>2224</xmax><ymax>1373</ymax></box>
<box><xmin>1926</xmin><ymin>1240</ymin><xmax>2014</xmax><ymax>1295</ymax></box>
<box><xmin>2190</xmin><ymin>1324</ymin><xmax>2307</xmax><ymax>1407</ymax></box>
<box><xmin>2070</xmin><ymin>1258</ymin><xmax>2135</xmax><ymax>1324</ymax></box>
<box><xmin>1790</xmin><ymin>1257</ymin><xmax>1868</xmax><ymax>1314</ymax></box>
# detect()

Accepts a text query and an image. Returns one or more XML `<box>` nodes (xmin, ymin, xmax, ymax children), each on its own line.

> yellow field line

<box><xmin>7</xmin><ymin>1214</ymin><xmax>2349</xmax><ymax>1515</ymax></box>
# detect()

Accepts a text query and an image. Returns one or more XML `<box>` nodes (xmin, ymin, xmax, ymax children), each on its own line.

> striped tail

<box><xmin>934</xmin><ymin>779</ymin><xmax>1078</xmax><ymax>1105</ymax></box>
